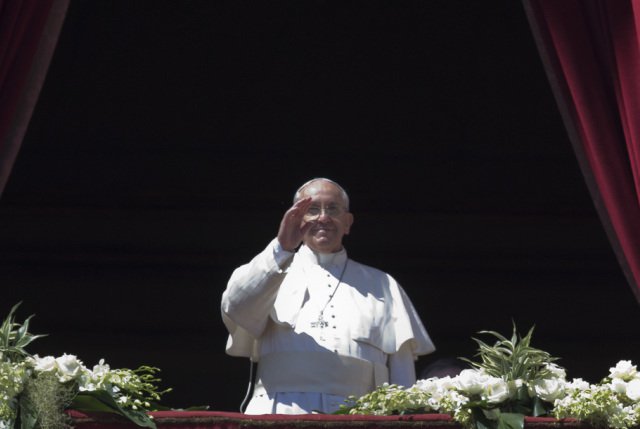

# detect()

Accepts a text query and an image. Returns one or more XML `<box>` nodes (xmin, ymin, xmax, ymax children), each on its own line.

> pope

<box><xmin>221</xmin><ymin>178</ymin><xmax>435</xmax><ymax>414</ymax></box>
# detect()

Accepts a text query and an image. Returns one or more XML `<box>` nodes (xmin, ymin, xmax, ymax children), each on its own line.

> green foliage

<box><xmin>339</xmin><ymin>384</ymin><xmax>432</xmax><ymax>416</ymax></box>
<box><xmin>72</xmin><ymin>390</ymin><xmax>157</xmax><ymax>429</ymax></box>
<box><xmin>0</xmin><ymin>303</ymin><xmax>173</xmax><ymax>429</ymax></box>
<box><xmin>0</xmin><ymin>303</ymin><xmax>46</xmax><ymax>363</ymax></box>
<box><xmin>20</xmin><ymin>372</ymin><xmax>75</xmax><ymax>429</ymax></box>
<box><xmin>553</xmin><ymin>383</ymin><xmax>640</xmax><ymax>429</ymax></box>
<box><xmin>461</xmin><ymin>324</ymin><xmax>559</xmax><ymax>383</ymax></box>
<box><xmin>473</xmin><ymin>408</ymin><xmax>524</xmax><ymax>429</ymax></box>
<box><xmin>342</xmin><ymin>324</ymin><xmax>564</xmax><ymax>429</ymax></box>
<box><xmin>0</xmin><ymin>360</ymin><xmax>28</xmax><ymax>424</ymax></box>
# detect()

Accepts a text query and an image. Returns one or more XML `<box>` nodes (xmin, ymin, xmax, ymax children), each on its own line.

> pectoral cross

<box><xmin>310</xmin><ymin>312</ymin><xmax>329</xmax><ymax>340</ymax></box>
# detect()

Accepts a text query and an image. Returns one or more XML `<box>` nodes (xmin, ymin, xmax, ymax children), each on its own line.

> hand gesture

<box><xmin>277</xmin><ymin>197</ymin><xmax>313</xmax><ymax>252</ymax></box>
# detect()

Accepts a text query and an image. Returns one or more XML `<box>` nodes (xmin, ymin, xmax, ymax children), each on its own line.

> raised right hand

<box><xmin>277</xmin><ymin>197</ymin><xmax>313</xmax><ymax>252</ymax></box>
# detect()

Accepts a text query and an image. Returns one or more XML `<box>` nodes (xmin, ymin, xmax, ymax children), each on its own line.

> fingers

<box><xmin>278</xmin><ymin>197</ymin><xmax>313</xmax><ymax>251</ymax></box>
<box><xmin>291</xmin><ymin>196</ymin><xmax>312</xmax><ymax>215</ymax></box>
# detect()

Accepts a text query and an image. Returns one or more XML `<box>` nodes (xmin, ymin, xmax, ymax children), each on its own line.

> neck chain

<box><xmin>310</xmin><ymin>259</ymin><xmax>348</xmax><ymax>331</ymax></box>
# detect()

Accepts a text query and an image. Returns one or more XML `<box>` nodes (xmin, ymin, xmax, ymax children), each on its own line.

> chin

<box><xmin>311</xmin><ymin>241</ymin><xmax>341</xmax><ymax>253</ymax></box>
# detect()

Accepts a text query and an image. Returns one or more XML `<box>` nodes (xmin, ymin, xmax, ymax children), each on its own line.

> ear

<box><xmin>344</xmin><ymin>213</ymin><xmax>354</xmax><ymax>235</ymax></box>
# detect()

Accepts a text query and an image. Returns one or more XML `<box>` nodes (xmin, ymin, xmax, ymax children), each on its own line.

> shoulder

<box><xmin>346</xmin><ymin>257</ymin><xmax>399</xmax><ymax>289</ymax></box>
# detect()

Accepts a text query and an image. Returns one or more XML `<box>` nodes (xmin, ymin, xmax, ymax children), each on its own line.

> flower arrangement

<box><xmin>341</xmin><ymin>325</ymin><xmax>640</xmax><ymax>429</ymax></box>
<box><xmin>0</xmin><ymin>303</ymin><xmax>170</xmax><ymax>429</ymax></box>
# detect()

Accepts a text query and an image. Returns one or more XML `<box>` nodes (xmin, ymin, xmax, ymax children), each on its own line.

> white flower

<box><xmin>31</xmin><ymin>355</ymin><xmax>57</xmax><ymax>372</ymax></box>
<box><xmin>610</xmin><ymin>378</ymin><xmax>628</xmax><ymax>395</ymax></box>
<box><xmin>529</xmin><ymin>377</ymin><xmax>566</xmax><ymax>402</ymax></box>
<box><xmin>435</xmin><ymin>376</ymin><xmax>457</xmax><ymax>392</ymax></box>
<box><xmin>609</xmin><ymin>361</ymin><xmax>637</xmax><ymax>381</ymax></box>
<box><xmin>481</xmin><ymin>377</ymin><xmax>510</xmax><ymax>404</ymax></box>
<box><xmin>545</xmin><ymin>363</ymin><xmax>567</xmax><ymax>380</ymax></box>
<box><xmin>414</xmin><ymin>378</ymin><xmax>440</xmax><ymax>394</ymax></box>
<box><xmin>625</xmin><ymin>379</ymin><xmax>640</xmax><ymax>401</ymax></box>
<box><xmin>566</xmin><ymin>378</ymin><xmax>590</xmax><ymax>391</ymax></box>
<box><xmin>92</xmin><ymin>359</ymin><xmax>110</xmax><ymax>376</ymax></box>
<box><xmin>55</xmin><ymin>353</ymin><xmax>84</xmax><ymax>382</ymax></box>
<box><xmin>455</xmin><ymin>369</ymin><xmax>490</xmax><ymax>395</ymax></box>
<box><xmin>79</xmin><ymin>381</ymin><xmax>97</xmax><ymax>392</ymax></box>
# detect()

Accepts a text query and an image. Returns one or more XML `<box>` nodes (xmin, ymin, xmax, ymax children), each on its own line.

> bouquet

<box><xmin>0</xmin><ymin>303</ymin><xmax>171</xmax><ymax>429</ymax></box>
<box><xmin>341</xmin><ymin>325</ymin><xmax>640</xmax><ymax>429</ymax></box>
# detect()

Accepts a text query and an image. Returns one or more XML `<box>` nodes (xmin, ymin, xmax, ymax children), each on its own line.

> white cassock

<box><xmin>221</xmin><ymin>238</ymin><xmax>436</xmax><ymax>414</ymax></box>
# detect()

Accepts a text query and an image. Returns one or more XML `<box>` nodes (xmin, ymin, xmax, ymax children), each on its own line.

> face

<box><xmin>298</xmin><ymin>180</ymin><xmax>353</xmax><ymax>253</ymax></box>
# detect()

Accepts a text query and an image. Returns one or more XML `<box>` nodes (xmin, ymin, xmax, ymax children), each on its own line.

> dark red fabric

<box><xmin>523</xmin><ymin>0</ymin><xmax>640</xmax><ymax>303</ymax></box>
<box><xmin>67</xmin><ymin>410</ymin><xmax>578</xmax><ymax>429</ymax></box>
<box><xmin>0</xmin><ymin>0</ymin><xmax>66</xmax><ymax>196</ymax></box>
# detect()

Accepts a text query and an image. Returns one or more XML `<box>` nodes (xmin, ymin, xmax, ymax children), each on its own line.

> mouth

<box><xmin>311</xmin><ymin>225</ymin><xmax>334</xmax><ymax>234</ymax></box>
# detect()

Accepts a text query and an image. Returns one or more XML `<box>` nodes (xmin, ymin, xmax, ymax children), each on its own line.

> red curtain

<box><xmin>0</xmin><ymin>0</ymin><xmax>69</xmax><ymax>197</ymax></box>
<box><xmin>523</xmin><ymin>0</ymin><xmax>640</xmax><ymax>303</ymax></box>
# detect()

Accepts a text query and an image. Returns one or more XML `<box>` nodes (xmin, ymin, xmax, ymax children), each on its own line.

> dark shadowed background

<box><xmin>1</xmin><ymin>0</ymin><xmax>638</xmax><ymax>410</ymax></box>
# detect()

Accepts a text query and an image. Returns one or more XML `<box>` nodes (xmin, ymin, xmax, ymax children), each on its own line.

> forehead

<box><xmin>299</xmin><ymin>181</ymin><xmax>345</xmax><ymax>204</ymax></box>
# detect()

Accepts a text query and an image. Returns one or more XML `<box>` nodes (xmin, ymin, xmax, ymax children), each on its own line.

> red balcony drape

<box><xmin>0</xmin><ymin>0</ymin><xmax>69</xmax><ymax>197</ymax></box>
<box><xmin>67</xmin><ymin>410</ymin><xmax>580</xmax><ymax>429</ymax></box>
<box><xmin>523</xmin><ymin>0</ymin><xmax>640</xmax><ymax>303</ymax></box>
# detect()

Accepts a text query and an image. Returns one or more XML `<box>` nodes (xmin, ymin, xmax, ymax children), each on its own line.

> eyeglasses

<box><xmin>303</xmin><ymin>204</ymin><xmax>346</xmax><ymax>221</ymax></box>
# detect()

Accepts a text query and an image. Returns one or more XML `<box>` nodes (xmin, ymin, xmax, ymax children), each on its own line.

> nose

<box><xmin>317</xmin><ymin>210</ymin><xmax>332</xmax><ymax>222</ymax></box>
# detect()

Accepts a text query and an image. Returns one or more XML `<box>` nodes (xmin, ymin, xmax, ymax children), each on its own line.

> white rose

<box><xmin>55</xmin><ymin>354</ymin><xmax>83</xmax><ymax>382</ymax></box>
<box><xmin>625</xmin><ymin>379</ymin><xmax>640</xmax><ymax>401</ymax></box>
<box><xmin>455</xmin><ymin>369</ymin><xmax>490</xmax><ymax>395</ymax></box>
<box><xmin>609</xmin><ymin>360</ymin><xmax>637</xmax><ymax>381</ymax></box>
<box><xmin>481</xmin><ymin>377</ymin><xmax>510</xmax><ymax>404</ymax></box>
<box><xmin>610</xmin><ymin>378</ymin><xmax>628</xmax><ymax>394</ymax></box>
<box><xmin>530</xmin><ymin>378</ymin><xmax>566</xmax><ymax>402</ymax></box>
<box><xmin>32</xmin><ymin>355</ymin><xmax>57</xmax><ymax>372</ymax></box>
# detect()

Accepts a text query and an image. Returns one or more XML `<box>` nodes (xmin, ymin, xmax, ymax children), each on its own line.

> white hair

<box><xmin>293</xmin><ymin>178</ymin><xmax>350</xmax><ymax>210</ymax></box>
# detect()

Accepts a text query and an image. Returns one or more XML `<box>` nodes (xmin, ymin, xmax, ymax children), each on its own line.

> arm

<box><xmin>221</xmin><ymin>196</ymin><xmax>314</xmax><ymax>338</ymax></box>
<box><xmin>221</xmin><ymin>238</ymin><xmax>293</xmax><ymax>338</ymax></box>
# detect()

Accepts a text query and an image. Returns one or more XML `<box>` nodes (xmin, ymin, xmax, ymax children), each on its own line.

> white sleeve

<box><xmin>221</xmin><ymin>238</ymin><xmax>294</xmax><ymax>340</ymax></box>
<box><xmin>388</xmin><ymin>341</ymin><xmax>416</xmax><ymax>388</ymax></box>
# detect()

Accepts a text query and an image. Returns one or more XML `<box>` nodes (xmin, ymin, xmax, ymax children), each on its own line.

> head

<box><xmin>294</xmin><ymin>178</ymin><xmax>353</xmax><ymax>253</ymax></box>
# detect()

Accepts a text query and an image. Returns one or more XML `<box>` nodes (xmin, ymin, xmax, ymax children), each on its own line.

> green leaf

<box><xmin>72</xmin><ymin>391</ymin><xmax>157</xmax><ymax>429</ymax></box>
<box><xmin>117</xmin><ymin>407</ymin><xmax>157</xmax><ymax>429</ymax></box>
<box><xmin>531</xmin><ymin>397</ymin><xmax>550</xmax><ymax>417</ymax></box>
<box><xmin>514</xmin><ymin>385</ymin><xmax>529</xmax><ymax>402</ymax></box>
<box><xmin>71</xmin><ymin>392</ymin><xmax>122</xmax><ymax>414</ymax></box>
<box><xmin>333</xmin><ymin>407</ymin><xmax>352</xmax><ymax>415</ymax></box>
<box><xmin>497</xmin><ymin>413</ymin><xmax>524</xmax><ymax>429</ymax></box>
<box><xmin>0</xmin><ymin>302</ymin><xmax>46</xmax><ymax>361</ymax></box>
<box><xmin>472</xmin><ymin>407</ymin><xmax>497</xmax><ymax>429</ymax></box>
<box><xmin>19</xmin><ymin>395</ymin><xmax>38</xmax><ymax>429</ymax></box>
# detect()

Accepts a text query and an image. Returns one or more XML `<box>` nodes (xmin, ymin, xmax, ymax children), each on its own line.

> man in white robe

<box><xmin>221</xmin><ymin>178</ymin><xmax>435</xmax><ymax>414</ymax></box>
